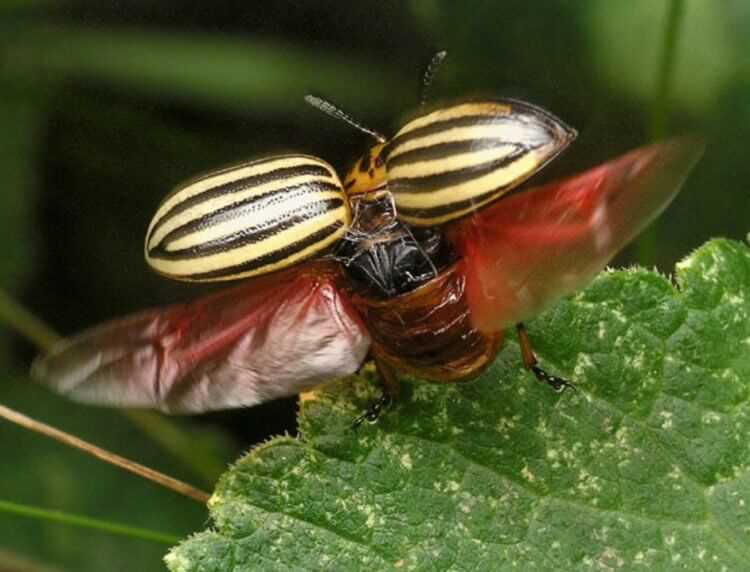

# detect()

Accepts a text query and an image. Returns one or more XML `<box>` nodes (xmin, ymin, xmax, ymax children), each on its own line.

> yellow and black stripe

<box><xmin>145</xmin><ymin>155</ymin><xmax>350</xmax><ymax>281</ymax></box>
<box><xmin>384</xmin><ymin>100</ymin><xmax>576</xmax><ymax>226</ymax></box>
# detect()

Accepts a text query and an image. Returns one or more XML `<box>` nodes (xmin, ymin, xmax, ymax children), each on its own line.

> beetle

<box><xmin>31</xmin><ymin>85</ymin><xmax>702</xmax><ymax>421</ymax></box>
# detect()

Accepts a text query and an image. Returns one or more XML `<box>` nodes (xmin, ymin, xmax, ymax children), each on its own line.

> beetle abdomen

<box><xmin>385</xmin><ymin>100</ymin><xmax>576</xmax><ymax>226</ymax></box>
<box><xmin>352</xmin><ymin>264</ymin><xmax>502</xmax><ymax>382</ymax></box>
<box><xmin>145</xmin><ymin>155</ymin><xmax>350</xmax><ymax>281</ymax></box>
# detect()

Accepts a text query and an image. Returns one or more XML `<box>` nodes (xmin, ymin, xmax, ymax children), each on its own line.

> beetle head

<box><xmin>343</xmin><ymin>143</ymin><xmax>388</xmax><ymax>196</ymax></box>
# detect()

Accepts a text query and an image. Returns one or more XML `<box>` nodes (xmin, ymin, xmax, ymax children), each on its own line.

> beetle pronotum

<box><xmin>32</xmin><ymin>87</ymin><xmax>703</xmax><ymax>420</ymax></box>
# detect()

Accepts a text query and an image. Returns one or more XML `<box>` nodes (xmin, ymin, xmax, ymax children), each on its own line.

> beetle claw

<box><xmin>531</xmin><ymin>365</ymin><xmax>575</xmax><ymax>393</ymax></box>
<box><xmin>352</xmin><ymin>394</ymin><xmax>392</xmax><ymax>429</ymax></box>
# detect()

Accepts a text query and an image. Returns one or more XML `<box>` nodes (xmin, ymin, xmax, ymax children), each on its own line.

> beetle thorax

<box><xmin>335</xmin><ymin>189</ymin><xmax>455</xmax><ymax>299</ymax></box>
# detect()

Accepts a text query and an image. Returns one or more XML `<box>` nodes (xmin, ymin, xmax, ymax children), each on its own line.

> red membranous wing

<box><xmin>448</xmin><ymin>138</ymin><xmax>704</xmax><ymax>334</ymax></box>
<box><xmin>33</xmin><ymin>264</ymin><xmax>371</xmax><ymax>413</ymax></box>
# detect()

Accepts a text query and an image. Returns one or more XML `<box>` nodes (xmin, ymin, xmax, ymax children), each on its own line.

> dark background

<box><xmin>1</xmin><ymin>1</ymin><xmax>748</xmax><ymax>570</ymax></box>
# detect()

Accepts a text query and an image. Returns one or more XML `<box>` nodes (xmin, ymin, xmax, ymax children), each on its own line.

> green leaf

<box><xmin>167</xmin><ymin>237</ymin><xmax>750</xmax><ymax>571</ymax></box>
<box><xmin>166</xmin><ymin>237</ymin><xmax>750</xmax><ymax>569</ymax></box>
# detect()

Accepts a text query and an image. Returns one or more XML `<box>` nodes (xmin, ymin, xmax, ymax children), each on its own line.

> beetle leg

<box><xmin>516</xmin><ymin>323</ymin><xmax>575</xmax><ymax>392</ymax></box>
<box><xmin>375</xmin><ymin>358</ymin><xmax>401</xmax><ymax>398</ymax></box>
<box><xmin>352</xmin><ymin>358</ymin><xmax>400</xmax><ymax>428</ymax></box>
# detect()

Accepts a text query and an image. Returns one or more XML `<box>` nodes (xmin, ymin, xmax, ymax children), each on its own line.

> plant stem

<box><xmin>124</xmin><ymin>409</ymin><xmax>225</xmax><ymax>485</ymax></box>
<box><xmin>0</xmin><ymin>499</ymin><xmax>181</xmax><ymax>545</ymax></box>
<box><xmin>650</xmin><ymin>0</ymin><xmax>686</xmax><ymax>141</ymax></box>
<box><xmin>638</xmin><ymin>0</ymin><xmax>686</xmax><ymax>266</ymax></box>
<box><xmin>0</xmin><ymin>289</ymin><xmax>61</xmax><ymax>349</ymax></box>
<box><xmin>0</xmin><ymin>404</ymin><xmax>210</xmax><ymax>504</ymax></box>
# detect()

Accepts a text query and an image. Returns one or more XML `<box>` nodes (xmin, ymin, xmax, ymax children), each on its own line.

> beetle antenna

<box><xmin>304</xmin><ymin>94</ymin><xmax>386</xmax><ymax>143</ymax></box>
<box><xmin>419</xmin><ymin>50</ymin><xmax>448</xmax><ymax>105</ymax></box>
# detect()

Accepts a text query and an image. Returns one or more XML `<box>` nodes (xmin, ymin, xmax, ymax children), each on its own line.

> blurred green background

<box><xmin>0</xmin><ymin>1</ymin><xmax>747</xmax><ymax>570</ymax></box>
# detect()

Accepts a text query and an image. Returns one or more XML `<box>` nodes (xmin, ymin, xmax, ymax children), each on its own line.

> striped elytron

<box><xmin>384</xmin><ymin>101</ymin><xmax>574</xmax><ymax>226</ymax></box>
<box><xmin>146</xmin><ymin>155</ymin><xmax>350</xmax><ymax>281</ymax></box>
<box><xmin>34</xmin><ymin>95</ymin><xmax>701</xmax><ymax>415</ymax></box>
<box><xmin>145</xmin><ymin>100</ymin><xmax>574</xmax><ymax>282</ymax></box>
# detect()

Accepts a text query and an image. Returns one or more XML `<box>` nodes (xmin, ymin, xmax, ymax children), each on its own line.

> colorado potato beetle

<box><xmin>32</xmin><ymin>83</ymin><xmax>702</xmax><ymax>420</ymax></box>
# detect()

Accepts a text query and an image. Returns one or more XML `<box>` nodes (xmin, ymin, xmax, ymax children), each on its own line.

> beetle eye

<box><xmin>385</xmin><ymin>100</ymin><xmax>576</xmax><ymax>227</ymax></box>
